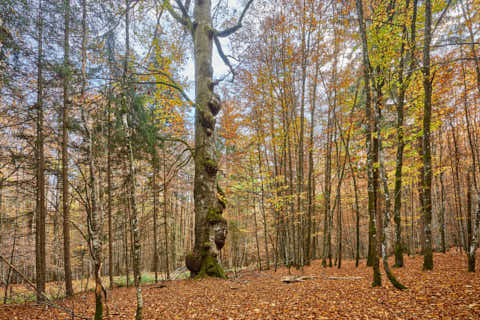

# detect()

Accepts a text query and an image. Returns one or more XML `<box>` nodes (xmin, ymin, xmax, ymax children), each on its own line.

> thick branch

<box><xmin>163</xmin><ymin>0</ymin><xmax>192</xmax><ymax>30</ymax></box>
<box><xmin>174</xmin><ymin>0</ymin><xmax>189</xmax><ymax>20</ymax></box>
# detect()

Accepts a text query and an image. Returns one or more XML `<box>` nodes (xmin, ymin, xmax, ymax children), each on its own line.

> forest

<box><xmin>0</xmin><ymin>0</ymin><xmax>480</xmax><ymax>319</ymax></box>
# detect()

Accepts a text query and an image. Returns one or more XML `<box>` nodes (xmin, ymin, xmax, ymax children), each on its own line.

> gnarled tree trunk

<box><xmin>165</xmin><ymin>0</ymin><xmax>253</xmax><ymax>279</ymax></box>
<box><xmin>184</xmin><ymin>0</ymin><xmax>227</xmax><ymax>279</ymax></box>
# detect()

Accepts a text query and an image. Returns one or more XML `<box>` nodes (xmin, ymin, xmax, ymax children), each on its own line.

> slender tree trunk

<box><xmin>322</xmin><ymin>103</ymin><xmax>333</xmax><ymax>268</ymax></box>
<box><xmin>123</xmin><ymin>2</ymin><xmax>143</xmax><ymax>317</ymax></box>
<box><xmin>331</xmin><ymin>135</ymin><xmax>347</xmax><ymax>269</ymax></box>
<box><xmin>123</xmin><ymin>191</ymin><xmax>130</xmax><ymax>287</ymax></box>
<box><xmin>449</xmin><ymin>155</ymin><xmax>465</xmax><ymax>252</ymax></box>
<box><xmin>393</xmin><ymin>51</ymin><xmax>406</xmax><ymax>268</ymax></box>
<box><xmin>287</xmin><ymin>119</ymin><xmax>297</xmax><ymax>267</ymax></box>
<box><xmin>152</xmin><ymin>153</ymin><xmax>159</xmax><ymax>283</ymax></box>
<box><xmin>467</xmin><ymin>172</ymin><xmax>475</xmax><ymax>271</ymax></box>
<box><xmin>257</xmin><ymin>144</ymin><xmax>270</xmax><ymax>269</ymax></box>
<box><xmin>306</xmin><ymin>61</ymin><xmax>319</xmax><ymax>265</ymax></box>
<box><xmin>62</xmin><ymin>0</ymin><xmax>73</xmax><ymax>297</ymax></box>
<box><xmin>469</xmin><ymin>188</ymin><xmax>480</xmax><ymax>272</ymax></box>
<box><xmin>297</xmin><ymin>1</ymin><xmax>308</xmax><ymax>267</ymax></box>
<box><xmin>461</xmin><ymin>59</ymin><xmax>479</xmax><ymax>192</ymax></box>
<box><xmin>311</xmin><ymin>175</ymin><xmax>318</xmax><ymax>260</ymax></box>
<box><xmin>4</xmin><ymin>222</ymin><xmax>17</xmax><ymax>303</ymax></box>
<box><xmin>336</xmin><ymin>191</ymin><xmax>342</xmax><ymax>269</ymax></box>
<box><xmin>107</xmin><ymin>100</ymin><xmax>114</xmax><ymax>289</ymax></box>
<box><xmin>422</xmin><ymin>0</ymin><xmax>434</xmax><ymax>270</ymax></box>
<box><xmin>417</xmin><ymin>138</ymin><xmax>425</xmax><ymax>254</ymax></box>
<box><xmin>355</xmin><ymin>0</ymin><xmax>380</xmax><ymax>285</ymax></box>
<box><xmin>250</xmin><ymin>164</ymin><xmax>262</xmax><ymax>271</ymax></box>
<box><xmin>162</xmin><ymin>145</ymin><xmax>170</xmax><ymax>279</ymax></box>
<box><xmin>377</xmin><ymin>94</ymin><xmax>407</xmax><ymax>290</ymax></box>
<box><xmin>171</xmin><ymin>193</ymin><xmax>177</xmax><ymax>269</ymax></box>
<box><xmin>35</xmin><ymin>0</ymin><xmax>47</xmax><ymax>302</ymax></box>
<box><xmin>124</xmin><ymin>116</ymin><xmax>143</xmax><ymax>319</ymax></box>
<box><xmin>438</xmin><ymin>131</ymin><xmax>447</xmax><ymax>253</ymax></box>
<box><xmin>80</xmin><ymin>1</ymin><xmax>105</xmax><ymax>318</ymax></box>
<box><xmin>352</xmin><ymin>165</ymin><xmax>360</xmax><ymax>267</ymax></box>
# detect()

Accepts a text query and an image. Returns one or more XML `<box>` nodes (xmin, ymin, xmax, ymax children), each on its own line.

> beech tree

<box><xmin>164</xmin><ymin>0</ymin><xmax>253</xmax><ymax>278</ymax></box>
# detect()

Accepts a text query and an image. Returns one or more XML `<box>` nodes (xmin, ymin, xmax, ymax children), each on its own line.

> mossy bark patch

<box><xmin>207</xmin><ymin>208</ymin><xmax>227</xmax><ymax>224</ymax></box>
<box><xmin>194</xmin><ymin>254</ymin><xmax>226</xmax><ymax>279</ymax></box>
<box><xmin>204</xmin><ymin>159</ymin><xmax>218</xmax><ymax>176</ymax></box>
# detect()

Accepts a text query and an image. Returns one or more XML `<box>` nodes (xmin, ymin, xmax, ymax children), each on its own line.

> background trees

<box><xmin>0</xmin><ymin>0</ymin><xmax>480</xmax><ymax>311</ymax></box>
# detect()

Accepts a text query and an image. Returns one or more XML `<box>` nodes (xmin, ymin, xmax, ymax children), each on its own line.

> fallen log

<box><xmin>327</xmin><ymin>276</ymin><xmax>363</xmax><ymax>280</ymax></box>
<box><xmin>281</xmin><ymin>275</ymin><xmax>316</xmax><ymax>283</ymax></box>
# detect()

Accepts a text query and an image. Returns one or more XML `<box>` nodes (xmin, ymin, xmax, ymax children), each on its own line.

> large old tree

<box><xmin>165</xmin><ymin>0</ymin><xmax>253</xmax><ymax>278</ymax></box>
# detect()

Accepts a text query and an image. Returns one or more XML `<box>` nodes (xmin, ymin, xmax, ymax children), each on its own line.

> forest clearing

<box><xmin>1</xmin><ymin>251</ymin><xmax>480</xmax><ymax>319</ymax></box>
<box><xmin>2</xmin><ymin>0</ymin><xmax>480</xmax><ymax>319</ymax></box>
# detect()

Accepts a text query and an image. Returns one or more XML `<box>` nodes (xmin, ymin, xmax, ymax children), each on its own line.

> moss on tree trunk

<box><xmin>182</xmin><ymin>0</ymin><xmax>228</xmax><ymax>280</ymax></box>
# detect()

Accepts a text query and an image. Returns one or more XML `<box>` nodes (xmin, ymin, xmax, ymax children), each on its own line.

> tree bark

<box><xmin>322</xmin><ymin>97</ymin><xmax>333</xmax><ymax>268</ymax></box>
<box><xmin>393</xmin><ymin>0</ymin><xmax>418</xmax><ymax>268</ymax></box>
<box><xmin>297</xmin><ymin>0</ymin><xmax>309</xmax><ymax>267</ymax></box>
<box><xmin>35</xmin><ymin>0</ymin><xmax>47</xmax><ymax>302</ymax></box>
<box><xmin>62</xmin><ymin>0</ymin><xmax>73</xmax><ymax>297</ymax></box>
<box><xmin>355</xmin><ymin>0</ymin><xmax>380</xmax><ymax>286</ymax></box>
<box><xmin>257</xmin><ymin>144</ymin><xmax>270</xmax><ymax>269</ymax></box>
<box><xmin>107</xmin><ymin>99</ymin><xmax>114</xmax><ymax>289</ymax></box>
<box><xmin>162</xmin><ymin>144</ymin><xmax>170</xmax><ymax>279</ymax></box>
<box><xmin>186</xmin><ymin>0</ymin><xmax>227</xmax><ymax>278</ymax></box>
<box><xmin>422</xmin><ymin>0</ymin><xmax>434</xmax><ymax>270</ymax></box>
<box><xmin>438</xmin><ymin>131</ymin><xmax>447</xmax><ymax>253</ymax></box>
<box><xmin>152</xmin><ymin>152</ymin><xmax>159</xmax><ymax>282</ymax></box>
<box><xmin>249</xmin><ymin>162</ymin><xmax>262</xmax><ymax>271</ymax></box>
<box><xmin>306</xmin><ymin>60</ymin><xmax>319</xmax><ymax>265</ymax></box>
<box><xmin>80</xmin><ymin>1</ymin><xmax>106</xmax><ymax>318</ymax></box>
<box><xmin>377</xmin><ymin>91</ymin><xmax>407</xmax><ymax>290</ymax></box>
<box><xmin>466</xmin><ymin>172</ymin><xmax>475</xmax><ymax>271</ymax></box>
<box><xmin>123</xmin><ymin>1</ymin><xmax>143</xmax><ymax>317</ymax></box>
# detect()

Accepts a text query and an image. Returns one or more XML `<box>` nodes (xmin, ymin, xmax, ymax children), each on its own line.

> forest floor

<box><xmin>1</xmin><ymin>250</ymin><xmax>479</xmax><ymax>319</ymax></box>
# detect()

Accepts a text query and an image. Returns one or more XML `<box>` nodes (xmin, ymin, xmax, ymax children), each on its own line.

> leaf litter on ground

<box><xmin>1</xmin><ymin>250</ymin><xmax>479</xmax><ymax>319</ymax></box>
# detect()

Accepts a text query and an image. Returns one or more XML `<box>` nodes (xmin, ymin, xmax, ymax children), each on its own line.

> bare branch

<box><xmin>132</xmin><ymin>80</ymin><xmax>194</xmax><ymax>105</ymax></box>
<box><xmin>213</xmin><ymin>34</ymin><xmax>236</xmax><ymax>81</ymax></box>
<box><xmin>215</xmin><ymin>0</ymin><xmax>254</xmax><ymax>38</ymax></box>
<box><xmin>433</xmin><ymin>0</ymin><xmax>452</xmax><ymax>35</ymax></box>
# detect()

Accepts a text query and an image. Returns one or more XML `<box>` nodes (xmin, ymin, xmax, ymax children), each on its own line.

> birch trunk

<box><xmin>80</xmin><ymin>1</ymin><xmax>106</xmax><ymax>318</ymax></box>
<box><xmin>123</xmin><ymin>1</ymin><xmax>143</xmax><ymax>317</ymax></box>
